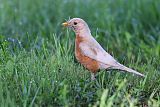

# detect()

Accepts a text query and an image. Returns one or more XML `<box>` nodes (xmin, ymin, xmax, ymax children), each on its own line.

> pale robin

<box><xmin>62</xmin><ymin>18</ymin><xmax>145</xmax><ymax>80</ymax></box>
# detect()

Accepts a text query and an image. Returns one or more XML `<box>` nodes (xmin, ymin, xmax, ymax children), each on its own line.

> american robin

<box><xmin>62</xmin><ymin>18</ymin><xmax>145</xmax><ymax>80</ymax></box>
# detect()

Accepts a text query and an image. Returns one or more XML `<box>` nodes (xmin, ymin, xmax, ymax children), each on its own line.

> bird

<box><xmin>62</xmin><ymin>18</ymin><xmax>145</xmax><ymax>80</ymax></box>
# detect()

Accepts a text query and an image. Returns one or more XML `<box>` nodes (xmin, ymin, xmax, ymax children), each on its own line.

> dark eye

<box><xmin>74</xmin><ymin>22</ymin><xmax>77</xmax><ymax>25</ymax></box>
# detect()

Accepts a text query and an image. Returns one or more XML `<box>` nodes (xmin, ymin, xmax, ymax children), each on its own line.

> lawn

<box><xmin>0</xmin><ymin>0</ymin><xmax>160</xmax><ymax>106</ymax></box>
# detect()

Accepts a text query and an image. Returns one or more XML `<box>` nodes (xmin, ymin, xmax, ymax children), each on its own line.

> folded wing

<box><xmin>79</xmin><ymin>38</ymin><xmax>119</xmax><ymax>68</ymax></box>
<box><xmin>79</xmin><ymin>37</ymin><xmax>145</xmax><ymax>77</ymax></box>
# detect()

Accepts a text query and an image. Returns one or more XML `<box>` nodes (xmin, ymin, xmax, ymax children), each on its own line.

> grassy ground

<box><xmin>0</xmin><ymin>0</ymin><xmax>160</xmax><ymax>106</ymax></box>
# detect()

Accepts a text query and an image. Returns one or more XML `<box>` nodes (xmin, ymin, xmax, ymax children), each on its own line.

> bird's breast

<box><xmin>75</xmin><ymin>35</ymin><xmax>99</xmax><ymax>72</ymax></box>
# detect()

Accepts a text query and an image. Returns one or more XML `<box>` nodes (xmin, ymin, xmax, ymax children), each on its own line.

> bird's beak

<box><xmin>62</xmin><ymin>22</ymin><xmax>69</xmax><ymax>27</ymax></box>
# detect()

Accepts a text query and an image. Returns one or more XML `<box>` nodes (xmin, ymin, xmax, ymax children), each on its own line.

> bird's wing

<box><xmin>79</xmin><ymin>36</ymin><xmax>145</xmax><ymax>77</ymax></box>
<box><xmin>79</xmin><ymin>38</ymin><xmax>118</xmax><ymax>67</ymax></box>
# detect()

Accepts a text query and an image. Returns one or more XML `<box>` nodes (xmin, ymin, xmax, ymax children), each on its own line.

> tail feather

<box><xmin>113</xmin><ymin>63</ymin><xmax>145</xmax><ymax>77</ymax></box>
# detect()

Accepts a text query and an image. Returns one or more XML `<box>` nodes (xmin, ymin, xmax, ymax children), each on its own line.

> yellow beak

<box><xmin>62</xmin><ymin>22</ymin><xmax>69</xmax><ymax>27</ymax></box>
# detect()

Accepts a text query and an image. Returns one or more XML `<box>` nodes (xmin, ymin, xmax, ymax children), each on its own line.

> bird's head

<box><xmin>62</xmin><ymin>18</ymin><xmax>91</xmax><ymax>35</ymax></box>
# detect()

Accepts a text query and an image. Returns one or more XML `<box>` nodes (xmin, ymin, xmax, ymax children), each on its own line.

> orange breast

<box><xmin>75</xmin><ymin>35</ymin><xmax>99</xmax><ymax>73</ymax></box>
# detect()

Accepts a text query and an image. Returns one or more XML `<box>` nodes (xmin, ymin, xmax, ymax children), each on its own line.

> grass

<box><xmin>0</xmin><ymin>0</ymin><xmax>160</xmax><ymax>106</ymax></box>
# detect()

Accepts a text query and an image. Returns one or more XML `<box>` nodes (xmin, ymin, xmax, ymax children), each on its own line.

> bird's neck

<box><xmin>75</xmin><ymin>29</ymin><xmax>92</xmax><ymax>38</ymax></box>
<box><xmin>75</xmin><ymin>30</ymin><xmax>92</xmax><ymax>48</ymax></box>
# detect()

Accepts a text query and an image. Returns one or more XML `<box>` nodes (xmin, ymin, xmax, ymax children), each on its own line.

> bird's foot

<box><xmin>91</xmin><ymin>73</ymin><xmax>96</xmax><ymax>80</ymax></box>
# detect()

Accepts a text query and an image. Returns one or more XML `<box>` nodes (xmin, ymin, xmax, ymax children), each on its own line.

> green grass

<box><xmin>0</xmin><ymin>0</ymin><xmax>160</xmax><ymax>106</ymax></box>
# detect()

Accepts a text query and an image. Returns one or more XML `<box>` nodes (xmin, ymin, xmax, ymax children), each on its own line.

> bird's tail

<box><xmin>112</xmin><ymin>63</ymin><xmax>145</xmax><ymax>77</ymax></box>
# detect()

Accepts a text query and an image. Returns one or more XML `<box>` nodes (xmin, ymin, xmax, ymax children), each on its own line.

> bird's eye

<box><xmin>74</xmin><ymin>22</ymin><xmax>77</xmax><ymax>25</ymax></box>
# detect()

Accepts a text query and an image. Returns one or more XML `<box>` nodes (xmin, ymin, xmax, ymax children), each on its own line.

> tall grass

<box><xmin>0</xmin><ymin>0</ymin><xmax>160</xmax><ymax>106</ymax></box>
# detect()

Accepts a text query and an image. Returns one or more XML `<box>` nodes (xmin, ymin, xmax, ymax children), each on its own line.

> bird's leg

<box><xmin>91</xmin><ymin>73</ymin><xmax>96</xmax><ymax>80</ymax></box>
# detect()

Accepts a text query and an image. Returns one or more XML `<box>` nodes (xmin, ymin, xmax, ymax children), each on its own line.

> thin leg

<box><xmin>91</xmin><ymin>73</ymin><xmax>96</xmax><ymax>80</ymax></box>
